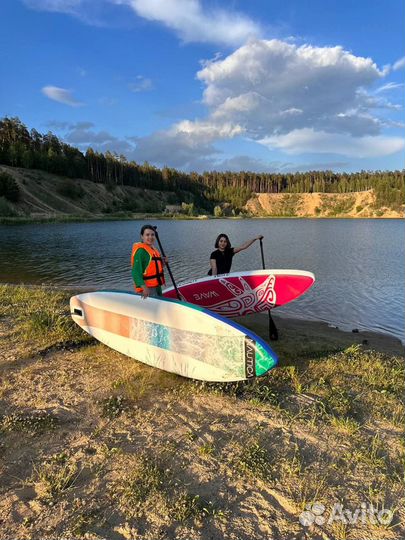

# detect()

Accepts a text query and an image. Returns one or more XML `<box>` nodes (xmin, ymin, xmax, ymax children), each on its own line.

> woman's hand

<box><xmin>164</xmin><ymin>256</ymin><xmax>168</xmax><ymax>265</ymax></box>
<box><xmin>142</xmin><ymin>286</ymin><xmax>150</xmax><ymax>299</ymax></box>
<box><xmin>257</xmin><ymin>235</ymin><xmax>264</xmax><ymax>241</ymax></box>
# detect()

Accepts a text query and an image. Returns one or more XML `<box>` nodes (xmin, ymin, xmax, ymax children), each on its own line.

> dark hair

<box><xmin>215</xmin><ymin>233</ymin><xmax>231</xmax><ymax>249</ymax></box>
<box><xmin>140</xmin><ymin>224</ymin><xmax>156</xmax><ymax>236</ymax></box>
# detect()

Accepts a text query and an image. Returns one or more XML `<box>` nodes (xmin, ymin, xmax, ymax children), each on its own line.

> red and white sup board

<box><xmin>163</xmin><ymin>269</ymin><xmax>315</xmax><ymax>318</ymax></box>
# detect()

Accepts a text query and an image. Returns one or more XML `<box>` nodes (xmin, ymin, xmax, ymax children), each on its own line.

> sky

<box><xmin>1</xmin><ymin>0</ymin><xmax>404</xmax><ymax>173</ymax></box>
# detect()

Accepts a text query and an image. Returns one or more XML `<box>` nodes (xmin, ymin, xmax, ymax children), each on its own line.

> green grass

<box><xmin>0</xmin><ymin>411</ymin><xmax>58</xmax><ymax>434</ymax></box>
<box><xmin>33</xmin><ymin>452</ymin><xmax>80</xmax><ymax>502</ymax></box>
<box><xmin>113</xmin><ymin>453</ymin><xmax>225</xmax><ymax>524</ymax></box>
<box><xmin>234</xmin><ymin>440</ymin><xmax>274</xmax><ymax>482</ymax></box>
<box><xmin>100</xmin><ymin>394</ymin><xmax>127</xmax><ymax>419</ymax></box>
<box><xmin>0</xmin><ymin>284</ymin><xmax>92</xmax><ymax>350</ymax></box>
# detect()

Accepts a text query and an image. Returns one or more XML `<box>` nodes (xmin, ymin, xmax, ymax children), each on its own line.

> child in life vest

<box><xmin>131</xmin><ymin>224</ymin><xmax>166</xmax><ymax>298</ymax></box>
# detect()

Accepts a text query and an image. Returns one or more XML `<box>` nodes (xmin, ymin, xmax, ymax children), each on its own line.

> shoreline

<box><xmin>236</xmin><ymin>312</ymin><xmax>404</xmax><ymax>360</ymax></box>
<box><xmin>1</xmin><ymin>214</ymin><xmax>404</xmax><ymax>225</ymax></box>
<box><xmin>1</xmin><ymin>282</ymin><xmax>403</xmax><ymax>357</ymax></box>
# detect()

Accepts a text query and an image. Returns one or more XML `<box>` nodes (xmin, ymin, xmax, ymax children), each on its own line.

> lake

<box><xmin>0</xmin><ymin>218</ymin><xmax>404</xmax><ymax>342</ymax></box>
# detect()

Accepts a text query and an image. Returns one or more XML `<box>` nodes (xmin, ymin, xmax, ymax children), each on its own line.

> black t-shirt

<box><xmin>208</xmin><ymin>248</ymin><xmax>235</xmax><ymax>275</ymax></box>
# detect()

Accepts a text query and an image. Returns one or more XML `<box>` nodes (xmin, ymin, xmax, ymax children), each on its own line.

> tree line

<box><xmin>0</xmin><ymin>116</ymin><xmax>403</xmax><ymax>210</ymax></box>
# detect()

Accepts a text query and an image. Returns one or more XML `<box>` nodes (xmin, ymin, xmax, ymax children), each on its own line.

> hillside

<box><xmin>0</xmin><ymin>165</ymin><xmax>190</xmax><ymax>220</ymax></box>
<box><xmin>245</xmin><ymin>190</ymin><xmax>404</xmax><ymax>218</ymax></box>
<box><xmin>1</xmin><ymin>165</ymin><xmax>403</xmax><ymax>220</ymax></box>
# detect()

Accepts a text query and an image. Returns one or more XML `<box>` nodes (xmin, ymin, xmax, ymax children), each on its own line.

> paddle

<box><xmin>259</xmin><ymin>238</ymin><xmax>278</xmax><ymax>341</ymax></box>
<box><xmin>152</xmin><ymin>226</ymin><xmax>182</xmax><ymax>300</ymax></box>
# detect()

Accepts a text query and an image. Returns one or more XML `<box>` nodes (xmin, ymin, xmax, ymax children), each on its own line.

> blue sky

<box><xmin>1</xmin><ymin>0</ymin><xmax>404</xmax><ymax>173</ymax></box>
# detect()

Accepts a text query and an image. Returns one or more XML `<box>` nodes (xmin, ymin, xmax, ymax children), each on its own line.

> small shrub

<box><xmin>236</xmin><ymin>441</ymin><xmax>273</xmax><ymax>481</ymax></box>
<box><xmin>57</xmin><ymin>179</ymin><xmax>85</xmax><ymax>200</ymax></box>
<box><xmin>115</xmin><ymin>455</ymin><xmax>167</xmax><ymax>518</ymax></box>
<box><xmin>214</xmin><ymin>205</ymin><xmax>223</xmax><ymax>217</ymax></box>
<box><xmin>198</xmin><ymin>442</ymin><xmax>215</xmax><ymax>456</ymax></box>
<box><xmin>100</xmin><ymin>395</ymin><xmax>127</xmax><ymax>419</ymax></box>
<box><xmin>170</xmin><ymin>493</ymin><xmax>224</xmax><ymax>522</ymax></box>
<box><xmin>0</xmin><ymin>171</ymin><xmax>20</xmax><ymax>202</ymax></box>
<box><xmin>141</xmin><ymin>200</ymin><xmax>164</xmax><ymax>213</ymax></box>
<box><xmin>0</xmin><ymin>411</ymin><xmax>58</xmax><ymax>434</ymax></box>
<box><xmin>33</xmin><ymin>453</ymin><xmax>79</xmax><ymax>502</ymax></box>
<box><xmin>120</xmin><ymin>197</ymin><xmax>139</xmax><ymax>212</ymax></box>
<box><xmin>0</xmin><ymin>196</ymin><xmax>17</xmax><ymax>216</ymax></box>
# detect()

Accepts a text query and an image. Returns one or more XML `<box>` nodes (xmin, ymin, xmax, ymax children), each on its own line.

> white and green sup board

<box><xmin>70</xmin><ymin>291</ymin><xmax>278</xmax><ymax>382</ymax></box>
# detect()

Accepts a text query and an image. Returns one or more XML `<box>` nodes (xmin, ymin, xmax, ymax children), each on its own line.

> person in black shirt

<box><xmin>208</xmin><ymin>233</ymin><xmax>263</xmax><ymax>275</ymax></box>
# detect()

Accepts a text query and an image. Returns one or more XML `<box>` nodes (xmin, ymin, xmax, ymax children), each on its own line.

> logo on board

<box><xmin>245</xmin><ymin>337</ymin><xmax>256</xmax><ymax>378</ymax></box>
<box><xmin>193</xmin><ymin>290</ymin><xmax>220</xmax><ymax>301</ymax></box>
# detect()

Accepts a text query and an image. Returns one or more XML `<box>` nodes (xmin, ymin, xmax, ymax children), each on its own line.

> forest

<box><xmin>0</xmin><ymin>116</ymin><xmax>404</xmax><ymax>210</ymax></box>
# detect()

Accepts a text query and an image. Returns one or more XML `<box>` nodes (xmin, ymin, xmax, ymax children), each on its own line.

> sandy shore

<box><xmin>236</xmin><ymin>312</ymin><xmax>405</xmax><ymax>360</ymax></box>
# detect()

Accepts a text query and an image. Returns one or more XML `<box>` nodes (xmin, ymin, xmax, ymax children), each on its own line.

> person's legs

<box><xmin>147</xmin><ymin>287</ymin><xmax>160</xmax><ymax>297</ymax></box>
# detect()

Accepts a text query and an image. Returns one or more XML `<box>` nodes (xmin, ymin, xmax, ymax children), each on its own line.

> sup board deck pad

<box><xmin>163</xmin><ymin>269</ymin><xmax>315</xmax><ymax>318</ymax></box>
<box><xmin>70</xmin><ymin>291</ymin><xmax>278</xmax><ymax>382</ymax></box>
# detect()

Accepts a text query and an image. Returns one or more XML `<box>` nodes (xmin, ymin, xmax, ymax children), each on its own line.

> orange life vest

<box><xmin>131</xmin><ymin>242</ymin><xmax>165</xmax><ymax>292</ymax></box>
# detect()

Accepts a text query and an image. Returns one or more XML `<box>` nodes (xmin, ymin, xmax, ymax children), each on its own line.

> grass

<box><xmin>329</xmin><ymin>415</ymin><xmax>361</xmax><ymax>435</ymax></box>
<box><xmin>100</xmin><ymin>394</ymin><xmax>127</xmax><ymax>419</ymax></box>
<box><xmin>319</xmin><ymin>193</ymin><xmax>356</xmax><ymax>216</ymax></box>
<box><xmin>33</xmin><ymin>452</ymin><xmax>81</xmax><ymax>503</ymax></box>
<box><xmin>0</xmin><ymin>284</ymin><xmax>90</xmax><ymax>351</ymax></box>
<box><xmin>113</xmin><ymin>453</ymin><xmax>225</xmax><ymax>525</ymax></box>
<box><xmin>234</xmin><ymin>440</ymin><xmax>274</xmax><ymax>482</ymax></box>
<box><xmin>0</xmin><ymin>411</ymin><xmax>58</xmax><ymax>434</ymax></box>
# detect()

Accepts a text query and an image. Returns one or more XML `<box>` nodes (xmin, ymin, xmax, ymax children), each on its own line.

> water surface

<box><xmin>0</xmin><ymin>219</ymin><xmax>403</xmax><ymax>342</ymax></box>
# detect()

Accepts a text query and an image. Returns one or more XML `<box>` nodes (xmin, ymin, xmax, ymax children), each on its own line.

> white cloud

<box><xmin>128</xmin><ymin>76</ymin><xmax>153</xmax><ymax>93</ymax></box>
<box><xmin>41</xmin><ymin>86</ymin><xmax>84</xmax><ymax>106</ymax></box>
<box><xmin>128</xmin><ymin>119</ymin><xmax>244</xmax><ymax>168</ymax></box>
<box><xmin>173</xmin><ymin>119</ymin><xmax>244</xmax><ymax>141</ymax></box>
<box><xmin>23</xmin><ymin>0</ymin><xmax>126</xmax><ymax>26</ymax></box>
<box><xmin>25</xmin><ymin>0</ymin><xmax>261</xmax><ymax>45</ymax></box>
<box><xmin>98</xmin><ymin>96</ymin><xmax>118</xmax><ymax>106</ymax></box>
<box><xmin>24</xmin><ymin>0</ymin><xmax>83</xmax><ymax>15</ymax></box>
<box><xmin>47</xmin><ymin>120</ymin><xmax>94</xmax><ymax>130</ymax></box>
<box><xmin>114</xmin><ymin>0</ymin><xmax>261</xmax><ymax>46</ymax></box>
<box><xmin>211</xmin><ymin>156</ymin><xmax>350</xmax><ymax>173</ymax></box>
<box><xmin>375</xmin><ymin>82</ymin><xmax>404</xmax><ymax>93</ymax></box>
<box><xmin>129</xmin><ymin>119</ymin><xmax>245</xmax><ymax>166</ymax></box>
<box><xmin>393</xmin><ymin>56</ymin><xmax>405</xmax><ymax>71</ymax></box>
<box><xmin>197</xmin><ymin>39</ymin><xmax>384</xmax><ymax>137</ymax></box>
<box><xmin>131</xmin><ymin>129</ymin><xmax>218</xmax><ymax>168</ymax></box>
<box><xmin>127</xmin><ymin>39</ymin><xmax>403</xmax><ymax>168</ymax></box>
<box><xmin>66</xmin><ymin>127</ymin><xmax>117</xmax><ymax>144</ymax></box>
<box><xmin>260</xmin><ymin>129</ymin><xmax>405</xmax><ymax>158</ymax></box>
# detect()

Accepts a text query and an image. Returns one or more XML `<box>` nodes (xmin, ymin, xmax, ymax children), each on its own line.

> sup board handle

<box><xmin>152</xmin><ymin>226</ymin><xmax>182</xmax><ymax>301</ymax></box>
<box><xmin>259</xmin><ymin>238</ymin><xmax>278</xmax><ymax>341</ymax></box>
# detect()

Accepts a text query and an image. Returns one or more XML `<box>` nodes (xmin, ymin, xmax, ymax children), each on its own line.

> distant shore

<box><xmin>1</xmin><ymin>213</ymin><xmax>404</xmax><ymax>225</ymax></box>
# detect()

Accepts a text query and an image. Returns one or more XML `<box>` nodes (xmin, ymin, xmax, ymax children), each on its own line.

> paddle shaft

<box><xmin>259</xmin><ymin>239</ymin><xmax>278</xmax><ymax>341</ymax></box>
<box><xmin>152</xmin><ymin>227</ymin><xmax>182</xmax><ymax>300</ymax></box>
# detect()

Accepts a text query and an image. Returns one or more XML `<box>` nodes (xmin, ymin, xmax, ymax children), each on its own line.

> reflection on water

<box><xmin>0</xmin><ymin>218</ymin><xmax>404</xmax><ymax>342</ymax></box>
